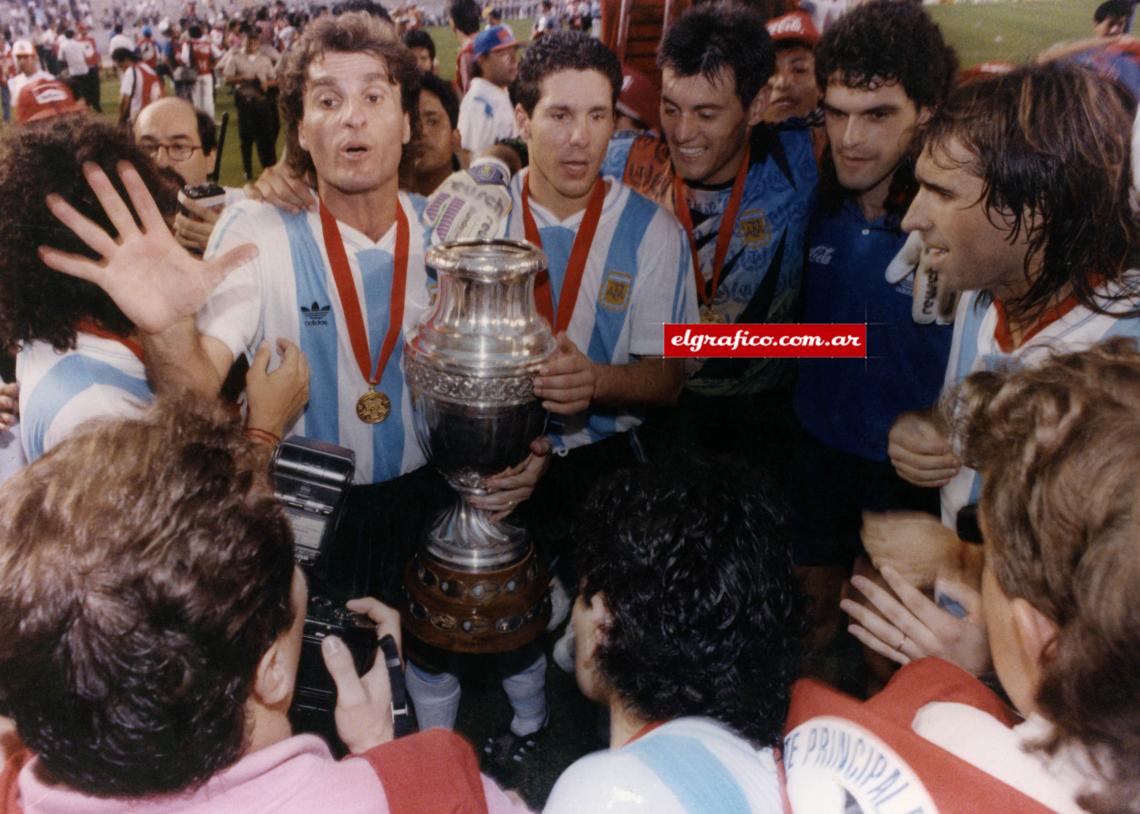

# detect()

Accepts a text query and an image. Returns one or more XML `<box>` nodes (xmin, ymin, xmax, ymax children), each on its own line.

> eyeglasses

<box><xmin>138</xmin><ymin>141</ymin><xmax>202</xmax><ymax>161</ymax></box>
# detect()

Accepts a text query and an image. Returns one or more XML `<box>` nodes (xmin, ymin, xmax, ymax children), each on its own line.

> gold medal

<box><xmin>700</xmin><ymin>305</ymin><xmax>726</xmax><ymax>324</ymax></box>
<box><xmin>356</xmin><ymin>389</ymin><xmax>391</xmax><ymax>424</ymax></box>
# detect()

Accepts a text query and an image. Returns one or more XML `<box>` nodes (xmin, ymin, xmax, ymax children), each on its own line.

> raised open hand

<box><xmin>38</xmin><ymin>161</ymin><xmax>257</xmax><ymax>336</ymax></box>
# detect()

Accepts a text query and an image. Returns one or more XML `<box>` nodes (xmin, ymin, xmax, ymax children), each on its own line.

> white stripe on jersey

<box><xmin>201</xmin><ymin>193</ymin><xmax>433</xmax><ymax>484</ymax></box>
<box><xmin>941</xmin><ymin>280</ymin><xmax>1140</xmax><ymax>525</ymax></box>
<box><xmin>505</xmin><ymin>170</ymin><xmax>698</xmax><ymax>451</ymax></box>
<box><xmin>17</xmin><ymin>334</ymin><xmax>153</xmax><ymax>462</ymax></box>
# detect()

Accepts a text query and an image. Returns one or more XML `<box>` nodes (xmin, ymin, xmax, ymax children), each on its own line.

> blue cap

<box><xmin>473</xmin><ymin>24</ymin><xmax>519</xmax><ymax>58</ymax></box>
<box><xmin>142</xmin><ymin>25</ymin><xmax>152</xmax><ymax>36</ymax></box>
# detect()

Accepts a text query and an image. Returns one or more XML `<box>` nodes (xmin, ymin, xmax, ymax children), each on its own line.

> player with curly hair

<box><xmin>789</xmin><ymin>339</ymin><xmax>1140</xmax><ymax>814</ymax></box>
<box><xmin>1</xmin><ymin>116</ymin><xmax>307</xmax><ymax>463</ymax></box>
<box><xmin>543</xmin><ymin>452</ymin><xmax>805</xmax><ymax>813</ymax></box>
<box><xmin>789</xmin><ymin>0</ymin><xmax>959</xmax><ymax>647</ymax></box>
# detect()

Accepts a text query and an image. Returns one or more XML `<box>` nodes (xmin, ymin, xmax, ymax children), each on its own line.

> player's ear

<box><xmin>515</xmin><ymin>104</ymin><xmax>532</xmax><ymax>141</ymax></box>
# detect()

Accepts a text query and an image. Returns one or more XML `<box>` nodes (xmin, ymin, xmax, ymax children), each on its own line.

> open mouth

<box><xmin>341</xmin><ymin>143</ymin><xmax>370</xmax><ymax>157</ymax></box>
<box><xmin>675</xmin><ymin>146</ymin><xmax>707</xmax><ymax>160</ymax></box>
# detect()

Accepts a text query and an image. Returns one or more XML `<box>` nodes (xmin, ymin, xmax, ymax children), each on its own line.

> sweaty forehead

<box><xmin>662</xmin><ymin>65</ymin><xmax>738</xmax><ymax>101</ymax></box>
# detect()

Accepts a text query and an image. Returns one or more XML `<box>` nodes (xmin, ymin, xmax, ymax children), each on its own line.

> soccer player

<box><xmin>38</xmin><ymin>11</ymin><xmax>546</xmax><ymax>606</ymax></box>
<box><xmin>789</xmin><ymin>0</ymin><xmax>957</xmax><ymax>641</ymax></box>
<box><xmin>888</xmin><ymin>62</ymin><xmax>1140</xmax><ymax>528</ymax></box>
<box><xmin>602</xmin><ymin>3</ymin><xmax>818</xmax><ymax>472</ymax></box>
<box><xmin>407</xmin><ymin>30</ymin><xmax>696</xmax><ymax>777</ymax></box>
<box><xmin>1</xmin><ymin>117</ymin><xmax>305</xmax><ymax>462</ymax></box>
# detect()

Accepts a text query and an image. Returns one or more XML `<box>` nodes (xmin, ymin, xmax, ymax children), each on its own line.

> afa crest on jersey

<box><xmin>599</xmin><ymin>270</ymin><xmax>633</xmax><ymax>313</ymax></box>
<box><xmin>738</xmin><ymin>209</ymin><xmax>772</xmax><ymax>248</ymax></box>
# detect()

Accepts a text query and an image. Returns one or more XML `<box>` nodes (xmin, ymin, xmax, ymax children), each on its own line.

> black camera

<box><xmin>272</xmin><ymin>438</ymin><xmax>379</xmax><ymax>741</ymax></box>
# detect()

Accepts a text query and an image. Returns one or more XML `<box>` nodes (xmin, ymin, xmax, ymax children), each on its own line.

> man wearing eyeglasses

<box><xmin>134</xmin><ymin>96</ymin><xmax>244</xmax><ymax>254</ymax></box>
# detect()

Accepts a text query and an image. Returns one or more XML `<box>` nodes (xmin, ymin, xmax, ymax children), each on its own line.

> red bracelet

<box><xmin>244</xmin><ymin>427</ymin><xmax>281</xmax><ymax>447</ymax></box>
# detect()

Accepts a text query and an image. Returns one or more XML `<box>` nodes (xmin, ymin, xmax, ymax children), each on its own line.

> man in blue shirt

<box><xmin>789</xmin><ymin>1</ymin><xmax>958</xmax><ymax>643</ymax></box>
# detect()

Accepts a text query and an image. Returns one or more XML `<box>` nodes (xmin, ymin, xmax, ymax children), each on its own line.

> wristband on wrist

<box><xmin>244</xmin><ymin>427</ymin><xmax>281</xmax><ymax>447</ymax></box>
<box><xmin>468</xmin><ymin>156</ymin><xmax>512</xmax><ymax>186</ymax></box>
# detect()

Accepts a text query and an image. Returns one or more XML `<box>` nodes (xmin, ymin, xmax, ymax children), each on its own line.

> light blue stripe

<box><xmin>585</xmin><ymin>193</ymin><xmax>656</xmax><ymax>440</ymax></box>
<box><xmin>357</xmin><ymin>247</ymin><xmax>406</xmax><ymax>483</ymax></box>
<box><xmin>671</xmin><ymin>228</ymin><xmax>690</xmax><ymax>322</ymax></box>
<box><xmin>589</xmin><ymin>193</ymin><xmax>654</xmax><ymax>361</ymax></box>
<box><xmin>951</xmin><ymin>293</ymin><xmax>986</xmax><ymax>385</ymax></box>
<box><xmin>625</xmin><ymin>734</ymin><xmax>752</xmax><ymax>814</ymax></box>
<box><xmin>24</xmin><ymin>354</ymin><xmax>152</xmax><ymax>461</ymax></box>
<box><xmin>282</xmin><ymin>210</ymin><xmax>339</xmax><ymax>446</ymax></box>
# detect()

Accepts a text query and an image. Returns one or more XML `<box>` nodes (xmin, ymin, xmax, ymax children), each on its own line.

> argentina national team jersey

<box><xmin>17</xmin><ymin>334</ymin><xmax>153</xmax><ymax>462</ymax></box>
<box><xmin>201</xmin><ymin>193</ymin><xmax>433</xmax><ymax>484</ymax></box>
<box><xmin>505</xmin><ymin>170</ymin><xmax>697</xmax><ymax>452</ymax></box>
<box><xmin>941</xmin><ymin>278</ymin><xmax>1140</xmax><ymax>526</ymax></box>
<box><xmin>544</xmin><ymin>717</ymin><xmax>782</xmax><ymax>813</ymax></box>
<box><xmin>603</xmin><ymin>127</ymin><xmax>818</xmax><ymax>396</ymax></box>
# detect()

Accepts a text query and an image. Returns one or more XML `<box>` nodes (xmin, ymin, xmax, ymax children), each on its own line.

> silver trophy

<box><xmin>404</xmin><ymin>239</ymin><xmax>555</xmax><ymax>652</ymax></box>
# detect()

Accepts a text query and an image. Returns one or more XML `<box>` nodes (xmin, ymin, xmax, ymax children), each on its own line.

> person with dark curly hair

<box><xmin>789</xmin><ymin>0</ymin><xmax>958</xmax><ymax>646</ymax></box>
<box><xmin>787</xmin><ymin>339</ymin><xmax>1140</xmax><ymax>814</ymax></box>
<box><xmin>0</xmin><ymin>401</ymin><xmax>527</xmax><ymax>813</ymax></box>
<box><xmin>1</xmin><ymin>116</ymin><xmax>306</xmax><ymax>463</ymax></box>
<box><xmin>601</xmin><ymin>2</ymin><xmax>818</xmax><ymax>477</ymax></box>
<box><xmin>541</xmin><ymin>453</ymin><xmax>804</xmax><ymax>812</ymax></box>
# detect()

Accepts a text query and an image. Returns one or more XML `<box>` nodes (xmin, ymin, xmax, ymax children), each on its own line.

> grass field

<box><xmin>46</xmin><ymin>1</ymin><xmax>1095</xmax><ymax>188</ymax></box>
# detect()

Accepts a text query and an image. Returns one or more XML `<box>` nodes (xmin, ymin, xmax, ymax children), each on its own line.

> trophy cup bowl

<box><xmin>404</xmin><ymin>239</ymin><xmax>556</xmax><ymax>653</ymax></box>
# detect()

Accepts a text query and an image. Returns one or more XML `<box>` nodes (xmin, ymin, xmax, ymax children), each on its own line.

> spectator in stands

<box><xmin>790</xmin><ymin>340</ymin><xmax>1140</xmax><ymax>814</ymax></box>
<box><xmin>0</xmin><ymin>400</ymin><xmax>529</xmax><ymax>813</ymax></box>
<box><xmin>403</xmin><ymin>27</ymin><xmax>436</xmax><ymax>74</ymax></box>
<box><xmin>544</xmin><ymin>454</ymin><xmax>804</xmax><ymax>812</ymax></box>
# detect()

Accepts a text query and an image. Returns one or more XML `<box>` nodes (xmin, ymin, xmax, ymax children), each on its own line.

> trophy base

<box><xmin>404</xmin><ymin>546</ymin><xmax>550</xmax><ymax>654</ymax></box>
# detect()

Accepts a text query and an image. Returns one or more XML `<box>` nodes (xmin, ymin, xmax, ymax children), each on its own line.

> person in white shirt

<box><xmin>107</xmin><ymin>21</ymin><xmax>135</xmax><ymax>58</ymax></box>
<box><xmin>456</xmin><ymin>23</ymin><xmax>519</xmax><ymax>155</ymax></box>
<box><xmin>6</xmin><ymin>39</ymin><xmax>52</xmax><ymax>101</ymax></box>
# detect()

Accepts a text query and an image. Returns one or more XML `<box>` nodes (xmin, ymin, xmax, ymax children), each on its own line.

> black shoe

<box><xmin>482</xmin><ymin>716</ymin><xmax>550</xmax><ymax>779</ymax></box>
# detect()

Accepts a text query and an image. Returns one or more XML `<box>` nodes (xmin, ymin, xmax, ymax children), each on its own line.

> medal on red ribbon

<box><xmin>318</xmin><ymin>198</ymin><xmax>409</xmax><ymax>424</ymax></box>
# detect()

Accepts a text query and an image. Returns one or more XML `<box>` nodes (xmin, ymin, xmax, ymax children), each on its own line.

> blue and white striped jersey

<box><xmin>941</xmin><ymin>280</ymin><xmax>1140</xmax><ymax>525</ymax></box>
<box><xmin>504</xmin><ymin>170</ymin><xmax>698</xmax><ymax>452</ymax></box>
<box><xmin>544</xmin><ymin>717</ymin><xmax>782</xmax><ymax>814</ymax></box>
<box><xmin>17</xmin><ymin>334</ymin><xmax>153</xmax><ymax>462</ymax></box>
<box><xmin>202</xmin><ymin>193</ymin><xmax>433</xmax><ymax>484</ymax></box>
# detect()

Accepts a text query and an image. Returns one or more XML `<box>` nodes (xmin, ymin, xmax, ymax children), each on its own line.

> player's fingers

<box><xmin>45</xmin><ymin>193</ymin><xmax>120</xmax><ymax>259</ymax></box>
<box><xmin>118</xmin><ymin>161</ymin><xmax>167</xmax><ymax>233</ymax></box>
<box><xmin>847</xmin><ymin>623</ymin><xmax>911</xmax><ymax>667</ymax></box>
<box><xmin>37</xmin><ymin>246</ymin><xmax>106</xmax><ymax>285</ymax></box>
<box><xmin>82</xmin><ymin>161</ymin><xmax>140</xmax><ymax>239</ymax></box>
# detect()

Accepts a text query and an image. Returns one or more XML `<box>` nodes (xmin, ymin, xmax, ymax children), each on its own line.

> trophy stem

<box><xmin>425</xmin><ymin>496</ymin><xmax>529</xmax><ymax>571</ymax></box>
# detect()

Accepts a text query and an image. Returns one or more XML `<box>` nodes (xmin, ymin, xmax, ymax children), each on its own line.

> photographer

<box><xmin>0</xmin><ymin>401</ymin><xmax>528</xmax><ymax>813</ymax></box>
